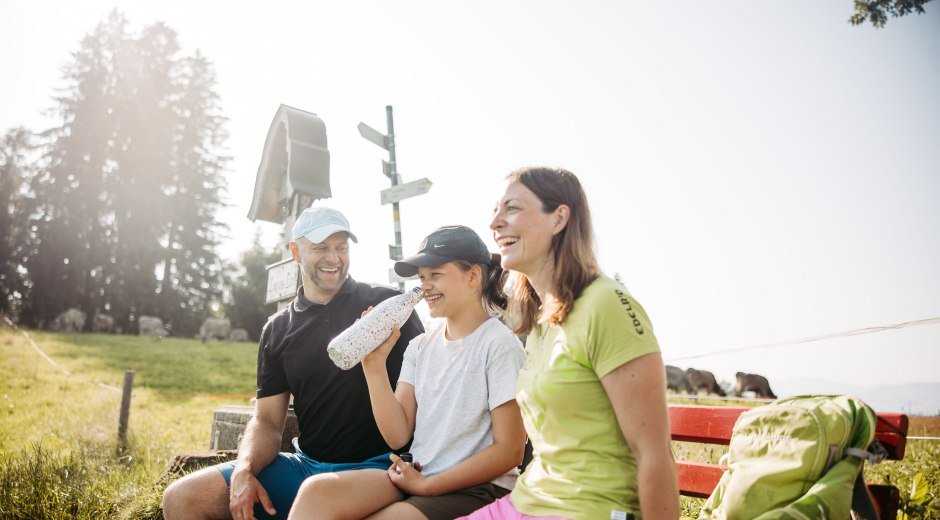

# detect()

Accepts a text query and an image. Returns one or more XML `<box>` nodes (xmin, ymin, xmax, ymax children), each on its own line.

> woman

<box><xmin>288</xmin><ymin>225</ymin><xmax>527</xmax><ymax>520</ymax></box>
<box><xmin>464</xmin><ymin>167</ymin><xmax>678</xmax><ymax>519</ymax></box>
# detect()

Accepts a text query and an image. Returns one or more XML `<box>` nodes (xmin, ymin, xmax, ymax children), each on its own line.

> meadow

<box><xmin>0</xmin><ymin>325</ymin><xmax>937</xmax><ymax>519</ymax></box>
<box><xmin>0</xmin><ymin>326</ymin><xmax>256</xmax><ymax>519</ymax></box>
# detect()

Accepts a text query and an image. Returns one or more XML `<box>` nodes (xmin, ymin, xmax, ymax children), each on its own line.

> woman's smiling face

<box><xmin>490</xmin><ymin>180</ymin><xmax>558</xmax><ymax>276</ymax></box>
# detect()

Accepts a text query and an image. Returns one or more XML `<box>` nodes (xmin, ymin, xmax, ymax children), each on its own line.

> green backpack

<box><xmin>698</xmin><ymin>395</ymin><xmax>884</xmax><ymax>520</ymax></box>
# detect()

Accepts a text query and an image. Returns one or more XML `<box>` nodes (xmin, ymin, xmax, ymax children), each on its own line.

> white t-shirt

<box><xmin>398</xmin><ymin>317</ymin><xmax>526</xmax><ymax>490</ymax></box>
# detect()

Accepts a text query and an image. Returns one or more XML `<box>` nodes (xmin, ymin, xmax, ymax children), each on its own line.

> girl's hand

<box><xmin>363</xmin><ymin>325</ymin><xmax>401</xmax><ymax>367</ymax></box>
<box><xmin>387</xmin><ymin>453</ymin><xmax>432</xmax><ymax>495</ymax></box>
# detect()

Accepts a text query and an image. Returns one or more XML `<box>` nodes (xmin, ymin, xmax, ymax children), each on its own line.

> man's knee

<box><xmin>163</xmin><ymin>467</ymin><xmax>229</xmax><ymax>520</ymax></box>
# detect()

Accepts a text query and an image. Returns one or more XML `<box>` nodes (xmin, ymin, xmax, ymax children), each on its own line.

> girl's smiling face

<box><xmin>417</xmin><ymin>261</ymin><xmax>479</xmax><ymax>320</ymax></box>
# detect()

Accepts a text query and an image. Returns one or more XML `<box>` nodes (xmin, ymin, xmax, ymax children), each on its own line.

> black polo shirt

<box><xmin>256</xmin><ymin>276</ymin><xmax>424</xmax><ymax>462</ymax></box>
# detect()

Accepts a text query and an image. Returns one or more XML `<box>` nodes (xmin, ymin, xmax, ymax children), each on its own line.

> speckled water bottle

<box><xmin>327</xmin><ymin>286</ymin><xmax>423</xmax><ymax>370</ymax></box>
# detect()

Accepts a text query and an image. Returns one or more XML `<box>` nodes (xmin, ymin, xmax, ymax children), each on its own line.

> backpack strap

<box><xmin>848</xmin><ymin>440</ymin><xmax>888</xmax><ymax>519</ymax></box>
<box><xmin>845</xmin><ymin>440</ymin><xmax>888</xmax><ymax>464</ymax></box>
<box><xmin>850</xmin><ymin>471</ymin><xmax>879</xmax><ymax>520</ymax></box>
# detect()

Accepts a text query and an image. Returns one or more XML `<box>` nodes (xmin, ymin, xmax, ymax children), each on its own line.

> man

<box><xmin>163</xmin><ymin>206</ymin><xmax>424</xmax><ymax>520</ymax></box>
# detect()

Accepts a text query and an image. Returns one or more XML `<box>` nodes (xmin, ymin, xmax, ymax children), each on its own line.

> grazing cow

<box><xmin>735</xmin><ymin>371</ymin><xmax>777</xmax><ymax>399</ymax></box>
<box><xmin>228</xmin><ymin>328</ymin><xmax>249</xmax><ymax>342</ymax></box>
<box><xmin>50</xmin><ymin>308</ymin><xmax>86</xmax><ymax>333</ymax></box>
<box><xmin>138</xmin><ymin>315</ymin><xmax>168</xmax><ymax>337</ymax></box>
<box><xmin>686</xmin><ymin>368</ymin><xmax>726</xmax><ymax>396</ymax></box>
<box><xmin>92</xmin><ymin>313</ymin><xmax>114</xmax><ymax>333</ymax></box>
<box><xmin>665</xmin><ymin>365</ymin><xmax>695</xmax><ymax>394</ymax></box>
<box><xmin>200</xmin><ymin>318</ymin><xmax>231</xmax><ymax>343</ymax></box>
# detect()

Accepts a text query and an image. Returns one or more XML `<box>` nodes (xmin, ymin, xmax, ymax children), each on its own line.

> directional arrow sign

<box><xmin>380</xmin><ymin>178</ymin><xmax>433</xmax><ymax>205</ymax></box>
<box><xmin>358</xmin><ymin>122</ymin><xmax>389</xmax><ymax>150</ymax></box>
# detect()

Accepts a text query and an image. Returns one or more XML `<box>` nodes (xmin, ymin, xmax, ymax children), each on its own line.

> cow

<box><xmin>92</xmin><ymin>313</ymin><xmax>115</xmax><ymax>333</ymax></box>
<box><xmin>665</xmin><ymin>365</ymin><xmax>695</xmax><ymax>394</ymax></box>
<box><xmin>200</xmin><ymin>317</ymin><xmax>231</xmax><ymax>343</ymax></box>
<box><xmin>228</xmin><ymin>328</ymin><xmax>249</xmax><ymax>343</ymax></box>
<box><xmin>735</xmin><ymin>371</ymin><xmax>777</xmax><ymax>399</ymax></box>
<box><xmin>50</xmin><ymin>308</ymin><xmax>86</xmax><ymax>333</ymax></box>
<box><xmin>686</xmin><ymin>368</ymin><xmax>726</xmax><ymax>396</ymax></box>
<box><xmin>138</xmin><ymin>315</ymin><xmax>168</xmax><ymax>337</ymax></box>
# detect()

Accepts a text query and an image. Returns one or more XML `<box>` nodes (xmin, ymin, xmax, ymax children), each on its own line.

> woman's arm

<box><xmin>388</xmin><ymin>399</ymin><xmax>526</xmax><ymax>496</ymax></box>
<box><xmin>361</xmin><ymin>326</ymin><xmax>417</xmax><ymax>449</ymax></box>
<box><xmin>601</xmin><ymin>352</ymin><xmax>679</xmax><ymax>520</ymax></box>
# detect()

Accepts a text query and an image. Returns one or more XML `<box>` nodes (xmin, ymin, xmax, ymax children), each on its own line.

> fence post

<box><xmin>117</xmin><ymin>370</ymin><xmax>134</xmax><ymax>453</ymax></box>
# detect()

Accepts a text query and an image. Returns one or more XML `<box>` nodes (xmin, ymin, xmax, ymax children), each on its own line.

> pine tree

<box><xmin>156</xmin><ymin>49</ymin><xmax>230</xmax><ymax>336</ymax></box>
<box><xmin>0</xmin><ymin>127</ymin><xmax>36</xmax><ymax>319</ymax></box>
<box><xmin>22</xmin><ymin>11</ymin><xmax>230</xmax><ymax>334</ymax></box>
<box><xmin>103</xmin><ymin>20</ymin><xmax>178</xmax><ymax>332</ymax></box>
<box><xmin>25</xmin><ymin>12</ymin><xmax>128</xmax><ymax>328</ymax></box>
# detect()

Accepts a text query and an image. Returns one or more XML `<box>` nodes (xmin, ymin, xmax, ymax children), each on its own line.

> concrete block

<box><xmin>210</xmin><ymin>404</ymin><xmax>299</xmax><ymax>452</ymax></box>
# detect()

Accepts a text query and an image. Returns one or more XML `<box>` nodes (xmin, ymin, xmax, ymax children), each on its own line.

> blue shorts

<box><xmin>218</xmin><ymin>438</ymin><xmax>392</xmax><ymax>520</ymax></box>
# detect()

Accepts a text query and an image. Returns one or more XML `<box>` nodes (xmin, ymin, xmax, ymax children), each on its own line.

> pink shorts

<box><xmin>457</xmin><ymin>495</ymin><xmax>567</xmax><ymax>520</ymax></box>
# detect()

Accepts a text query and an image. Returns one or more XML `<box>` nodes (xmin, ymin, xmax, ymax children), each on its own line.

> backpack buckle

<box><xmin>866</xmin><ymin>440</ymin><xmax>888</xmax><ymax>464</ymax></box>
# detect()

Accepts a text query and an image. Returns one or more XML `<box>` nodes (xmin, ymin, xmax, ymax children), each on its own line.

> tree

<box><xmin>0</xmin><ymin>128</ymin><xmax>36</xmax><ymax>319</ymax></box>
<box><xmin>24</xmin><ymin>13</ymin><xmax>124</xmax><ymax>328</ymax></box>
<box><xmin>224</xmin><ymin>237</ymin><xmax>280</xmax><ymax>342</ymax></box>
<box><xmin>850</xmin><ymin>0</ymin><xmax>933</xmax><ymax>27</ymax></box>
<box><xmin>21</xmin><ymin>11</ymin><xmax>230</xmax><ymax>334</ymax></box>
<box><xmin>155</xmin><ymin>49</ymin><xmax>230</xmax><ymax>337</ymax></box>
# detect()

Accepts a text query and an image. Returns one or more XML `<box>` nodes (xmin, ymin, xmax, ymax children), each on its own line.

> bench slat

<box><xmin>875</xmin><ymin>413</ymin><xmax>909</xmax><ymax>459</ymax></box>
<box><xmin>676</xmin><ymin>461</ymin><xmax>724</xmax><ymax>498</ymax></box>
<box><xmin>867</xmin><ymin>484</ymin><xmax>900</xmax><ymax>520</ymax></box>
<box><xmin>669</xmin><ymin>405</ymin><xmax>747</xmax><ymax>445</ymax></box>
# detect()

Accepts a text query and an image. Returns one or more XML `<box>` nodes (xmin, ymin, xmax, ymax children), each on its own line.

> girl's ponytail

<box><xmin>452</xmin><ymin>255</ymin><xmax>508</xmax><ymax>316</ymax></box>
<box><xmin>481</xmin><ymin>253</ymin><xmax>508</xmax><ymax>315</ymax></box>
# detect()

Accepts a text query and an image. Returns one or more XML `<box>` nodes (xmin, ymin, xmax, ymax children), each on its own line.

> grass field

<box><xmin>1</xmin><ymin>325</ymin><xmax>937</xmax><ymax>519</ymax></box>
<box><xmin>0</xmin><ymin>326</ymin><xmax>256</xmax><ymax>519</ymax></box>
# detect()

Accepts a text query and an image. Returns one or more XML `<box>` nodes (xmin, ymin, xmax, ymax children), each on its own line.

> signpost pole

<box><xmin>359</xmin><ymin>106</ymin><xmax>432</xmax><ymax>289</ymax></box>
<box><xmin>386</xmin><ymin>106</ymin><xmax>404</xmax><ymax>291</ymax></box>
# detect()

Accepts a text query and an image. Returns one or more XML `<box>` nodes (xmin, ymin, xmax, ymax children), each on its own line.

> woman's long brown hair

<box><xmin>505</xmin><ymin>167</ymin><xmax>599</xmax><ymax>335</ymax></box>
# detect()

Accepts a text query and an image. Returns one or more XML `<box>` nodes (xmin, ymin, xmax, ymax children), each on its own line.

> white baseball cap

<box><xmin>291</xmin><ymin>206</ymin><xmax>358</xmax><ymax>244</ymax></box>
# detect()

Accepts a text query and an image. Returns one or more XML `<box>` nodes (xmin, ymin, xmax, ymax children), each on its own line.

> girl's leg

<box><xmin>365</xmin><ymin>502</ymin><xmax>428</xmax><ymax>520</ymax></box>
<box><xmin>287</xmin><ymin>468</ymin><xmax>403</xmax><ymax>520</ymax></box>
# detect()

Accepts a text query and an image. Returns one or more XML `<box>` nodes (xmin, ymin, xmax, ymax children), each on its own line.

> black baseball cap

<box><xmin>394</xmin><ymin>225</ymin><xmax>492</xmax><ymax>277</ymax></box>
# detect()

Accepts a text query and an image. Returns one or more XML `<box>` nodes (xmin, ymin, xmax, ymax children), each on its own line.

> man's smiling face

<box><xmin>291</xmin><ymin>232</ymin><xmax>350</xmax><ymax>302</ymax></box>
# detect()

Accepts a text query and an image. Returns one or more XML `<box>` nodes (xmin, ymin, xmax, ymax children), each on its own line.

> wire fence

<box><xmin>666</xmin><ymin>316</ymin><xmax>940</xmax><ymax>363</ymax></box>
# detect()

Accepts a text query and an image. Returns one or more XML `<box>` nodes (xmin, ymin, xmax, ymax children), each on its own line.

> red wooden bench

<box><xmin>669</xmin><ymin>404</ymin><xmax>910</xmax><ymax>520</ymax></box>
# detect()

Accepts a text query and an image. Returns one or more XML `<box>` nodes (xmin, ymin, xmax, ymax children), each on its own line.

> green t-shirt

<box><xmin>511</xmin><ymin>275</ymin><xmax>660</xmax><ymax>520</ymax></box>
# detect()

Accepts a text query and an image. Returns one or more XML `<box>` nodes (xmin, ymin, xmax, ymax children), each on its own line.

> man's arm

<box><xmin>228</xmin><ymin>392</ymin><xmax>290</xmax><ymax>520</ymax></box>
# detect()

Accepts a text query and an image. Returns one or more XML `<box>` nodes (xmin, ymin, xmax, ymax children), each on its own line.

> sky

<box><xmin>2</xmin><ymin>1</ymin><xmax>938</xmax><ymax>404</ymax></box>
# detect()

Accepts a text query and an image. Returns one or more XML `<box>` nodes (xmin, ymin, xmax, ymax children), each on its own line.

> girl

<box><xmin>465</xmin><ymin>167</ymin><xmax>679</xmax><ymax>519</ymax></box>
<box><xmin>288</xmin><ymin>225</ymin><xmax>527</xmax><ymax>520</ymax></box>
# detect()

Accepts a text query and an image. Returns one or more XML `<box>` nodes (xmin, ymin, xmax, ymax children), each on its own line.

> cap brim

<box><xmin>295</xmin><ymin>224</ymin><xmax>358</xmax><ymax>244</ymax></box>
<box><xmin>394</xmin><ymin>252</ymin><xmax>454</xmax><ymax>277</ymax></box>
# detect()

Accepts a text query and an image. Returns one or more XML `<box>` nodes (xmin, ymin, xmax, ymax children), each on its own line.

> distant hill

<box><xmin>774</xmin><ymin>378</ymin><xmax>940</xmax><ymax>416</ymax></box>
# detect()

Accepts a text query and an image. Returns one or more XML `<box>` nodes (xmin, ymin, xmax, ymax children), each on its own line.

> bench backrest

<box><xmin>669</xmin><ymin>404</ymin><xmax>909</xmax><ymax>519</ymax></box>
